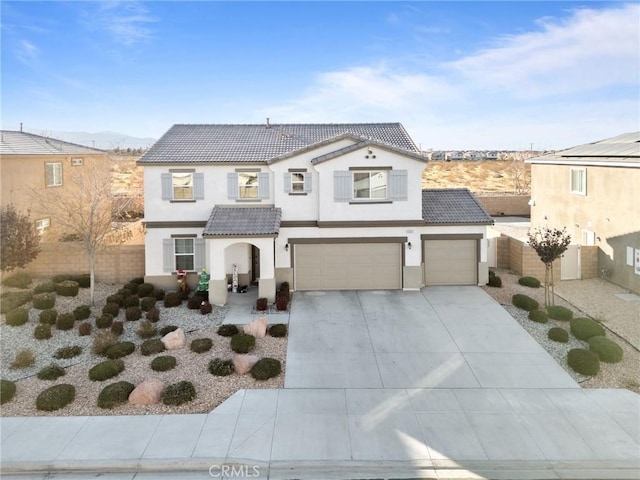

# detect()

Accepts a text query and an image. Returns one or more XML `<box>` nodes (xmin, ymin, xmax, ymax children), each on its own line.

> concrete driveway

<box><xmin>286</xmin><ymin>286</ymin><xmax>579</xmax><ymax>389</ymax></box>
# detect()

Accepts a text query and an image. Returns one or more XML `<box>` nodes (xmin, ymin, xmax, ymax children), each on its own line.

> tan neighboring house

<box><xmin>0</xmin><ymin>130</ymin><xmax>109</xmax><ymax>238</ymax></box>
<box><xmin>526</xmin><ymin>132</ymin><xmax>640</xmax><ymax>294</ymax></box>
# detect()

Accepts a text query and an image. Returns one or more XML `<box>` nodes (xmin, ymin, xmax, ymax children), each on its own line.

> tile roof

<box><xmin>203</xmin><ymin>206</ymin><xmax>282</xmax><ymax>237</ymax></box>
<box><xmin>422</xmin><ymin>188</ymin><xmax>494</xmax><ymax>225</ymax></box>
<box><xmin>0</xmin><ymin>131</ymin><xmax>105</xmax><ymax>155</ymax></box>
<box><xmin>138</xmin><ymin>123</ymin><xmax>419</xmax><ymax>164</ymax></box>
<box><xmin>311</xmin><ymin>139</ymin><xmax>427</xmax><ymax>165</ymax></box>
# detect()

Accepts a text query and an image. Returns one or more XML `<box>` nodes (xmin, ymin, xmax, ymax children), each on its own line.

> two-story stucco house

<box><xmin>0</xmin><ymin>130</ymin><xmax>108</xmax><ymax>236</ymax></box>
<box><xmin>526</xmin><ymin>132</ymin><xmax>640</xmax><ymax>294</ymax></box>
<box><xmin>138</xmin><ymin>123</ymin><xmax>493</xmax><ymax>305</ymax></box>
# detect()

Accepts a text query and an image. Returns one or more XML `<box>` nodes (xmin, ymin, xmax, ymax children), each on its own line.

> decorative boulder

<box><xmin>129</xmin><ymin>379</ymin><xmax>165</xmax><ymax>405</ymax></box>
<box><xmin>232</xmin><ymin>354</ymin><xmax>260</xmax><ymax>375</ymax></box>
<box><xmin>161</xmin><ymin>328</ymin><xmax>186</xmax><ymax>350</ymax></box>
<box><xmin>243</xmin><ymin>316</ymin><xmax>267</xmax><ymax>338</ymax></box>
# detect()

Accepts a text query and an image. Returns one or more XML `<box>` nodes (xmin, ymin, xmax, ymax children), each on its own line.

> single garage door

<box><xmin>424</xmin><ymin>239</ymin><xmax>477</xmax><ymax>285</ymax></box>
<box><xmin>295</xmin><ymin>243</ymin><xmax>402</xmax><ymax>290</ymax></box>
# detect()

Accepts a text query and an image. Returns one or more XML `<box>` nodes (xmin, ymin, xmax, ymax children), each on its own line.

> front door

<box><xmin>252</xmin><ymin>245</ymin><xmax>260</xmax><ymax>283</ymax></box>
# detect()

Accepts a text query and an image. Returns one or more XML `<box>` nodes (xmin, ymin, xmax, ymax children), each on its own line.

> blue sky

<box><xmin>2</xmin><ymin>1</ymin><xmax>638</xmax><ymax>150</ymax></box>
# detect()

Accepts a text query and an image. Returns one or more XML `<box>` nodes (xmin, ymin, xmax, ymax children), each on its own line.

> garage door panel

<box><xmin>295</xmin><ymin>243</ymin><xmax>402</xmax><ymax>291</ymax></box>
<box><xmin>424</xmin><ymin>239</ymin><xmax>476</xmax><ymax>286</ymax></box>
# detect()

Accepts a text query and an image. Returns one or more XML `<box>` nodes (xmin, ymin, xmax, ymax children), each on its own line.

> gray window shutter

<box><xmin>304</xmin><ymin>172</ymin><xmax>312</xmax><ymax>193</ymax></box>
<box><xmin>227</xmin><ymin>173</ymin><xmax>238</xmax><ymax>199</ymax></box>
<box><xmin>334</xmin><ymin>171</ymin><xmax>351</xmax><ymax>202</ymax></box>
<box><xmin>258</xmin><ymin>172</ymin><xmax>270</xmax><ymax>199</ymax></box>
<box><xmin>194</xmin><ymin>238</ymin><xmax>205</xmax><ymax>270</ymax></box>
<box><xmin>162</xmin><ymin>239</ymin><xmax>174</xmax><ymax>272</ymax></box>
<box><xmin>388</xmin><ymin>169</ymin><xmax>408</xmax><ymax>201</ymax></box>
<box><xmin>283</xmin><ymin>172</ymin><xmax>292</xmax><ymax>193</ymax></box>
<box><xmin>161</xmin><ymin>173</ymin><xmax>172</xmax><ymax>200</ymax></box>
<box><xmin>193</xmin><ymin>173</ymin><xmax>204</xmax><ymax>200</ymax></box>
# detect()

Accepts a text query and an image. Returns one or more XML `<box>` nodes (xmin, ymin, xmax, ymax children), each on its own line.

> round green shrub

<box><xmin>518</xmin><ymin>276</ymin><xmax>541</xmax><ymax>288</ymax></box>
<box><xmin>1</xmin><ymin>379</ymin><xmax>16</xmax><ymax>405</ymax></box>
<box><xmin>162</xmin><ymin>381</ymin><xmax>196</xmax><ymax>406</ymax></box>
<box><xmin>187</xmin><ymin>296</ymin><xmax>202</xmax><ymax>310</ymax></box>
<box><xmin>1</xmin><ymin>291</ymin><xmax>33</xmax><ymax>314</ymax></box>
<box><xmin>512</xmin><ymin>294</ymin><xmax>539</xmax><ymax>312</ymax></box>
<box><xmin>33</xmin><ymin>292</ymin><xmax>56</xmax><ymax>310</ymax></box>
<box><xmin>73</xmin><ymin>305</ymin><xmax>92</xmax><ymax>320</ymax></box>
<box><xmin>588</xmin><ymin>336</ymin><xmax>623</xmax><ymax>363</ymax></box>
<box><xmin>89</xmin><ymin>359</ymin><xmax>125</xmax><ymax>381</ymax></box>
<box><xmin>92</xmin><ymin>331</ymin><xmax>119</xmax><ymax>355</ymax></box>
<box><xmin>39</xmin><ymin>309</ymin><xmax>58</xmax><ymax>325</ymax></box>
<box><xmin>78</xmin><ymin>322</ymin><xmax>92</xmax><ymax>336</ymax></box>
<box><xmin>125</xmin><ymin>306</ymin><xmax>142</xmax><ymax>321</ymax></box>
<box><xmin>230</xmin><ymin>334</ymin><xmax>256</xmax><ymax>354</ymax></box>
<box><xmin>102</xmin><ymin>302</ymin><xmax>120</xmax><ymax>317</ymax></box>
<box><xmin>97</xmin><ymin>381</ymin><xmax>135</xmax><ymax>409</ymax></box>
<box><xmin>34</xmin><ymin>281</ymin><xmax>57</xmax><ymax>294</ymax></box>
<box><xmin>250</xmin><ymin>358</ymin><xmax>282</xmax><ymax>380</ymax></box>
<box><xmin>53</xmin><ymin>345</ymin><xmax>82</xmax><ymax>359</ymax></box>
<box><xmin>106</xmin><ymin>294</ymin><xmax>124</xmax><ymax>307</ymax></box>
<box><xmin>36</xmin><ymin>384</ymin><xmax>75</xmax><ymax>411</ymax></box>
<box><xmin>52</xmin><ymin>274</ymin><xmax>72</xmax><ymax>283</ymax></box>
<box><xmin>34</xmin><ymin>323</ymin><xmax>52</xmax><ymax>340</ymax></box>
<box><xmin>151</xmin><ymin>355</ymin><xmax>177</xmax><ymax>372</ymax></box>
<box><xmin>141</xmin><ymin>338</ymin><xmax>166</xmax><ymax>356</ymax></box>
<box><xmin>208</xmin><ymin>358</ymin><xmax>234</xmax><ymax>376</ymax></box>
<box><xmin>190</xmin><ymin>338</ymin><xmax>213</xmax><ymax>353</ymax></box>
<box><xmin>546</xmin><ymin>305</ymin><xmax>573</xmax><ymax>321</ymax></box>
<box><xmin>129</xmin><ymin>277</ymin><xmax>144</xmax><ymax>285</ymax></box>
<box><xmin>217</xmin><ymin>324</ymin><xmax>239</xmax><ymax>337</ymax></box>
<box><xmin>2</xmin><ymin>272</ymin><xmax>32</xmax><ymax>289</ymax></box>
<box><xmin>269</xmin><ymin>324</ymin><xmax>288</xmax><ymax>337</ymax></box>
<box><xmin>105</xmin><ymin>342</ymin><xmax>136</xmax><ymax>359</ymax></box>
<box><xmin>146</xmin><ymin>307</ymin><xmax>160</xmax><ymax>322</ymax></box>
<box><xmin>37</xmin><ymin>363</ymin><xmax>65</xmax><ymax>381</ymax></box>
<box><xmin>159</xmin><ymin>325</ymin><xmax>179</xmax><ymax>336</ymax></box>
<box><xmin>111</xmin><ymin>321</ymin><xmax>124</xmax><ymax>336</ymax></box>
<box><xmin>96</xmin><ymin>313</ymin><xmax>114</xmax><ymax>329</ymax></box>
<box><xmin>163</xmin><ymin>292</ymin><xmax>183</xmax><ymax>308</ymax></box>
<box><xmin>548</xmin><ymin>327</ymin><xmax>569</xmax><ymax>343</ymax></box>
<box><xmin>570</xmin><ymin>317</ymin><xmax>606</xmax><ymax>341</ymax></box>
<box><xmin>117</xmin><ymin>287</ymin><xmax>133</xmax><ymax>298</ymax></box>
<box><xmin>137</xmin><ymin>283</ymin><xmax>155</xmax><ymax>297</ymax></box>
<box><xmin>124</xmin><ymin>282</ymin><xmax>139</xmax><ymax>295</ymax></box>
<box><xmin>123</xmin><ymin>295</ymin><xmax>140</xmax><ymax>308</ymax></box>
<box><xmin>136</xmin><ymin>319</ymin><xmax>157</xmax><ymax>339</ymax></box>
<box><xmin>56</xmin><ymin>312</ymin><xmax>76</xmax><ymax>330</ymax></box>
<box><xmin>71</xmin><ymin>274</ymin><xmax>91</xmax><ymax>288</ymax></box>
<box><xmin>5</xmin><ymin>308</ymin><xmax>29</xmax><ymax>326</ymax></box>
<box><xmin>153</xmin><ymin>289</ymin><xmax>166</xmax><ymax>301</ymax></box>
<box><xmin>487</xmin><ymin>275</ymin><xmax>502</xmax><ymax>287</ymax></box>
<box><xmin>56</xmin><ymin>280</ymin><xmax>79</xmax><ymax>297</ymax></box>
<box><xmin>567</xmin><ymin>348</ymin><xmax>600</xmax><ymax>376</ymax></box>
<box><xmin>140</xmin><ymin>296</ymin><xmax>157</xmax><ymax>312</ymax></box>
<box><xmin>528</xmin><ymin>309</ymin><xmax>549</xmax><ymax>323</ymax></box>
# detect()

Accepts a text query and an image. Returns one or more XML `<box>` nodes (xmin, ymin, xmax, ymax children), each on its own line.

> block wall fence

<box><xmin>476</xmin><ymin>195</ymin><xmax>530</xmax><ymax>217</ymax></box>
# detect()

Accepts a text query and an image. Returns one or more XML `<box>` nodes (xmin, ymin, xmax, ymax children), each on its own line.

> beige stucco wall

<box><xmin>476</xmin><ymin>195</ymin><xmax>531</xmax><ymax>217</ymax></box>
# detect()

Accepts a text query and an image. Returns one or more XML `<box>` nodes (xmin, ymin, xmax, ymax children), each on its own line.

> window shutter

<box><xmin>283</xmin><ymin>172</ymin><xmax>292</xmax><ymax>193</ymax></box>
<box><xmin>161</xmin><ymin>173</ymin><xmax>172</xmax><ymax>200</ymax></box>
<box><xmin>304</xmin><ymin>172</ymin><xmax>312</xmax><ymax>193</ymax></box>
<box><xmin>194</xmin><ymin>238</ymin><xmax>205</xmax><ymax>270</ymax></box>
<box><xmin>334</xmin><ymin>171</ymin><xmax>351</xmax><ymax>202</ymax></box>
<box><xmin>258</xmin><ymin>172</ymin><xmax>270</xmax><ymax>199</ymax></box>
<box><xmin>45</xmin><ymin>164</ymin><xmax>53</xmax><ymax>186</ymax></box>
<box><xmin>193</xmin><ymin>173</ymin><xmax>204</xmax><ymax>200</ymax></box>
<box><xmin>388</xmin><ymin>169</ymin><xmax>408</xmax><ymax>201</ymax></box>
<box><xmin>162</xmin><ymin>239</ymin><xmax>174</xmax><ymax>272</ymax></box>
<box><xmin>227</xmin><ymin>173</ymin><xmax>238</xmax><ymax>199</ymax></box>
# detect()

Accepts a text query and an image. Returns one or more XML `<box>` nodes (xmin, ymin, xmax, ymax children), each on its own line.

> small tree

<box><xmin>527</xmin><ymin>226</ymin><xmax>571</xmax><ymax>307</ymax></box>
<box><xmin>0</xmin><ymin>205</ymin><xmax>41</xmax><ymax>272</ymax></box>
<box><xmin>26</xmin><ymin>158</ymin><xmax>134</xmax><ymax>305</ymax></box>
<box><xmin>499</xmin><ymin>151</ymin><xmax>534</xmax><ymax>195</ymax></box>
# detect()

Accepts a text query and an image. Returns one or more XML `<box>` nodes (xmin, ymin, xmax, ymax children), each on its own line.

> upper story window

<box><xmin>291</xmin><ymin>172</ymin><xmax>305</xmax><ymax>192</ymax></box>
<box><xmin>172</xmin><ymin>172</ymin><xmax>193</xmax><ymax>200</ymax></box>
<box><xmin>45</xmin><ymin>162</ymin><xmax>62</xmax><ymax>187</ymax></box>
<box><xmin>334</xmin><ymin>168</ymin><xmax>407</xmax><ymax>203</ymax></box>
<box><xmin>353</xmin><ymin>170</ymin><xmax>387</xmax><ymax>199</ymax></box>
<box><xmin>570</xmin><ymin>168</ymin><xmax>586</xmax><ymax>195</ymax></box>
<box><xmin>227</xmin><ymin>171</ymin><xmax>269</xmax><ymax>201</ymax></box>
<box><xmin>161</xmin><ymin>171</ymin><xmax>204</xmax><ymax>201</ymax></box>
<box><xmin>239</xmin><ymin>172</ymin><xmax>258</xmax><ymax>199</ymax></box>
<box><xmin>284</xmin><ymin>170</ymin><xmax>311</xmax><ymax>195</ymax></box>
<box><xmin>35</xmin><ymin>218</ymin><xmax>50</xmax><ymax>234</ymax></box>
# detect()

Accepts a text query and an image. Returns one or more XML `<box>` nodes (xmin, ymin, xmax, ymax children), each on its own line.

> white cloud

<box><xmin>82</xmin><ymin>1</ymin><xmax>157</xmax><ymax>46</ymax></box>
<box><xmin>16</xmin><ymin>39</ymin><xmax>38</xmax><ymax>65</ymax></box>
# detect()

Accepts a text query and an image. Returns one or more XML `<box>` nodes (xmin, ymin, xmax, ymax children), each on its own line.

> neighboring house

<box><xmin>464</xmin><ymin>151</ymin><xmax>484</xmax><ymax>161</ymax></box>
<box><xmin>138</xmin><ymin>123</ymin><xmax>493</xmax><ymax>305</ymax></box>
<box><xmin>0</xmin><ymin>130</ymin><xmax>108</xmax><ymax>236</ymax></box>
<box><xmin>526</xmin><ymin>132</ymin><xmax>640</xmax><ymax>294</ymax></box>
<box><xmin>430</xmin><ymin>151</ymin><xmax>446</xmax><ymax>161</ymax></box>
<box><xmin>447</xmin><ymin>151</ymin><xmax>465</xmax><ymax>161</ymax></box>
<box><xmin>486</xmin><ymin>151</ymin><xmax>499</xmax><ymax>160</ymax></box>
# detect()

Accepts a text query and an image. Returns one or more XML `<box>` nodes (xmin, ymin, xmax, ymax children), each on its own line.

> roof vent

<box><xmin>266</xmin><ymin>117</ymin><xmax>270</xmax><ymax>129</ymax></box>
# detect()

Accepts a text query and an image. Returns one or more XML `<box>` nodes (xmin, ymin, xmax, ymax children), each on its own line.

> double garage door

<box><xmin>423</xmin><ymin>239</ymin><xmax>477</xmax><ymax>285</ymax></box>
<box><xmin>294</xmin><ymin>242</ymin><xmax>402</xmax><ymax>291</ymax></box>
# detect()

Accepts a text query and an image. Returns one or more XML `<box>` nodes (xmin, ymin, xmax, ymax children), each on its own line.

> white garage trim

<box><xmin>422</xmin><ymin>235</ymin><xmax>480</xmax><ymax>286</ymax></box>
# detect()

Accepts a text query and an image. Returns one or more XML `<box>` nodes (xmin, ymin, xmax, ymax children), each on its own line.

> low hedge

<box><xmin>39</xmin><ymin>309</ymin><xmax>58</xmax><ymax>325</ymax></box>
<box><xmin>105</xmin><ymin>342</ymin><xmax>136</xmax><ymax>359</ymax></box>
<box><xmin>73</xmin><ymin>305</ymin><xmax>92</xmax><ymax>320</ymax></box>
<box><xmin>512</xmin><ymin>294</ymin><xmax>539</xmax><ymax>312</ymax></box>
<box><xmin>588</xmin><ymin>336</ymin><xmax>623</xmax><ymax>363</ymax></box>
<box><xmin>123</xmin><ymin>295</ymin><xmax>140</xmax><ymax>308</ymax></box>
<box><xmin>1</xmin><ymin>379</ymin><xmax>16</xmax><ymax>405</ymax></box>
<box><xmin>567</xmin><ymin>348</ymin><xmax>600</xmax><ymax>376</ymax></box>
<box><xmin>89</xmin><ymin>359</ymin><xmax>125</xmax><ymax>381</ymax></box>
<box><xmin>2</xmin><ymin>272</ymin><xmax>32</xmax><ymax>289</ymax></box>
<box><xmin>106</xmin><ymin>294</ymin><xmax>125</xmax><ymax>307</ymax></box>
<box><xmin>97</xmin><ymin>381</ymin><xmax>135</xmax><ymax>409</ymax></box>
<box><xmin>53</xmin><ymin>345</ymin><xmax>82</xmax><ymax>359</ymax></box>
<box><xmin>146</xmin><ymin>307</ymin><xmax>160</xmax><ymax>322</ymax></box>
<box><xmin>528</xmin><ymin>309</ymin><xmax>549</xmax><ymax>323</ymax></box>
<box><xmin>56</xmin><ymin>280</ymin><xmax>79</xmax><ymax>297</ymax></box>
<box><xmin>151</xmin><ymin>355</ymin><xmax>177</xmax><ymax>372</ymax></box>
<box><xmin>163</xmin><ymin>292</ymin><xmax>183</xmax><ymax>308</ymax></box>
<box><xmin>125</xmin><ymin>306</ymin><xmax>142</xmax><ymax>321</ymax></box>
<box><xmin>102</xmin><ymin>302</ymin><xmax>120</xmax><ymax>317</ymax></box>
<box><xmin>37</xmin><ymin>363</ymin><xmax>66</xmax><ymax>381</ymax></box>
<box><xmin>96</xmin><ymin>314</ymin><xmax>114</xmax><ymax>329</ymax></box>
<box><xmin>34</xmin><ymin>281</ymin><xmax>57</xmax><ymax>294</ymax></box>
<box><xmin>546</xmin><ymin>305</ymin><xmax>573</xmax><ymax>321</ymax></box>
<box><xmin>518</xmin><ymin>276</ymin><xmax>541</xmax><ymax>288</ymax></box>
<box><xmin>190</xmin><ymin>338</ymin><xmax>213</xmax><ymax>353</ymax></box>
<box><xmin>570</xmin><ymin>317</ymin><xmax>606</xmax><ymax>341</ymax></box>
<box><xmin>140</xmin><ymin>296</ymin><xmax>157</xmax><ymax>312</ymax></box>
<box><xmin>141</xmin><ymin>338</ymin><xmax>166</xmax><ymax>356</ymax></box>
<box><xmin>548</xmin><ymin>327</ymin><xmax>569</xmax><ymax>343</ymax></box>
<box><xmin>137</xmin><ymin>283</ymin><xmax>155</xmax><ymax>297</ymax></box>
<box><xmin>56</xmin><ymin>312</ymin><xmax>76</xmax><ymax>331</ymax></box>
<box><xmin>0</xmin><ymin>291</ymin><xmax>32</xmax><ymax>313</ymax></box>
<box><xmin>33</xmin><ymin>292</ymin><xmax>56</xmax><ymax>310</ymax></box>
<box><xmin>5</xmin><ymin>308</ymin><xmax>29</xmax><ymax>326</ymax></box>
<box><xmin>36</xmin><ymin>384</ymin><xmax>76</xmax><ymax>411</ymax></box>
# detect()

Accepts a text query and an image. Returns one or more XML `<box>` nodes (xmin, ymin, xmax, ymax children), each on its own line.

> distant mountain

<box><xmin>25</xmin><ymin>129</ymin><xmax>157</xmax><ymax>151</ymax></box>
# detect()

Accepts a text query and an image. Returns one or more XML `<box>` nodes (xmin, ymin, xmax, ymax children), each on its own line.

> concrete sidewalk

<box><xmin>1</xmin><ymin>288</ymin><xmax>639</xmax><ymax>479</ymax></box>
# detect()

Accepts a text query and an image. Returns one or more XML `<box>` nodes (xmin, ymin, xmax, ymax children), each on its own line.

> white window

<box><xmin>172</xmin><ymin>172</ymin><xmax>193</xmax><ymax>200</ymax></box>
<box><xmin>238</xmin><ymin>172</ymin><xmax>258</xmax><ymax>199</ymax></box>
<box><xmin>570</xmin><ymin>168</ymin><xmax>586</xmax><ymax>195</ymax></box>
<box><xmin>353</xmin><ymin>170</ymin><xmax>387</xmax><ymax>199</ymax></box>
<box><xmin>290</xmin><ymin>172</ymin><xmax>305</xmax><ymax>192</ymax></box>
<box><xmin>174</xmin><ymin>238</ymin><xmax>195</xmax><ymax>271</ymax></box>
<box><xmin>46</xmin><ymin>162</ymin><xmax>62</xmax><ymax>187</ymax></box>
<box><xmin>35</xmin><ymin>218</ymin><xmax>50</xmax><ymax>234</ymax></box>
